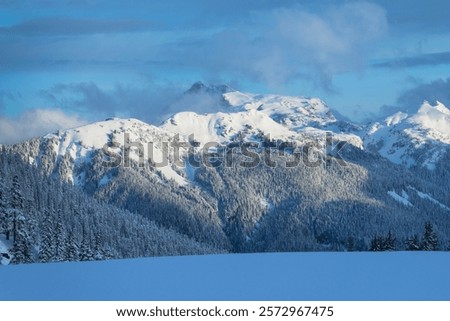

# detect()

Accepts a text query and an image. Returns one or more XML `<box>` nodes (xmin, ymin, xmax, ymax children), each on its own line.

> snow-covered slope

<box><xmin>161</xmin><ymin>109</ymin><xmax>296</xmax><ymax>145</ymax></box>
<box><xmin>5</xmin><ymin>83</ymin><xmax>450</xmax><ymax>259</ymax></box>
<box><xmin>162</xmin><ymin>83</ymin><xmax>363</xmax><ymax>148</ymax></box>
<box><xmin>3</xmin><ymin>82</ymin><xmax>374</xmax><ymax>195</ymax></box>
<box><xmin>364</xmin><ymin>101</ymin><xmax>450</xmax><ymax>169</ymax></box>
<box><xmin>37</xmin><ymin>118</ymin><xmax>188</xmax><ymax>185</ymax></box>
<box><xmin>2</xmin><ymin>252</ymin><xmax>450</xmax><ymax>301</ymax></box>
<box><xmin>224</xmin><ymin>91</ymin><xmax>337</xmax><ymax>129</ymax></box>
<box><xmin>18</xmin><ymin>83</ymin><xmax>365</xmax><ymax>190</ymax></box>
<box><xmin>12</xmin><ymin>86</ymin><xmax>450</xmax><ymax>194</ymax></box>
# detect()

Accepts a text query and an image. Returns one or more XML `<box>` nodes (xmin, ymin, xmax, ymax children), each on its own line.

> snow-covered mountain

<box><xmin>7</xmin><ymin>84</ymin><xmax>450</xmax><ymax>202</ymax></box>
<box><xmin>162</xmin><ymin>82</ymin><xmax>363</xmax><ymax>148</ymax></box>
<box><xmin>9</xmin><ymin>82</ymin><xmax>367</xmax><ymax>191</ymax></box>
<box><xmin>4</xmin><ymin>82</ymin><xmax>450</xmax><ymax>263</ymax></box>
<box><xmin>40</xmin><ymin>117</ymin><xmax>189</xmax><ymax>185</ymax></box>
<box><xmin>164</xmin><ymin>83</ymin><xmax>450</xmax><ymax>171</ymax></box>
<box><xmin>364</xmin><ymin>101</ymin><xmax>450</xmax><ymax>169</ymax></box>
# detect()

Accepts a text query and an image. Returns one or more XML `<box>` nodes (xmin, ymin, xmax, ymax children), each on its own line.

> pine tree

<box><xmin>347</xmin><ymin>236</ymin><xmax>355</xmax><ymax>252</ymax></box>
<box><xmin>422</xmin><ymin>222</ymin><xmax>439</xmax><ymax>251</ymax></box>
<box><xmin>370</xmin><ymin>235</ymin><xmax>383</xmax><ymax>251</ymax></box>
<box><xmin>10</xmin><ymin>175</ymin><xmax>24</xmax><ymax>209</ymax></box>
<box><xmin>64</xmin><ymin>230</ymin><xmax>79</xmax><ymax>262</ymax></box>
<box><xmin>39</xmin><ymin>211</ymin><xmax>54</xmax><ymax>263</ymax></box>
<box><xmin>79</xmin><ymin>231</ymin><xmax>93</xmax><ymax>261</ymax></box>
<box><xmin>93</xmin><ymin>232</ymin><xmax>105</xmax><ymax>261</ymax></box>
<box><xmin>53</xmin><ymin>209</ymin><xmax>65</xmax><ymax>261</ymax></box>
<box><xmin>406</xmin><ymin>234</ymin><xmax>421</xmax><ymax>251</ymax></box>
<box><xmin>0</xmin><ymin>177</ymin><xmax>7</xmax><ymax>236</ymax></box>
<box><xmin>10</xmin><ymin>214</ymin><xmax>33</xmax><ymax>264</ymax></box>
<box><xmin>384</xmin><ymin>231</ymin><xmax>396</xmax><ymax>251</ymax></box>
<box><xmin>10</xmin><ymin>175</ymin><xmax>25</xmax><ymax>241</ymax></box>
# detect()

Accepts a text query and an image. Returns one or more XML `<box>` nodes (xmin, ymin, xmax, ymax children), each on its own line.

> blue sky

<box><xmin>0</xmin><ymin>0</ymin><xmax>449</xmax><ymax>143</ymax></box>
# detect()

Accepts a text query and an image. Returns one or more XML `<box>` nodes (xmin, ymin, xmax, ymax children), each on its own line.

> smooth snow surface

<box><xmin>1</xmin><ymin>252</ymin><xmax>449</xmax><ymax>301</ymax></box>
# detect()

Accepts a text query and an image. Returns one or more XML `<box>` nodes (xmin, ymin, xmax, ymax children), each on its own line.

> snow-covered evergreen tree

<box><xmin>369</xmin><ymin>231</ymin><xmax>396</xmax><ymax>251</ymax></box>
<box><xmin>53</xmin><ymin>209</ymin><xmax>65</xmax><ymax>262</ymax></box>
<box><xmin>64</xmin><ymin>230</ymin><xmax>79</xmax><ymax>262</ymax></box>
<box><xmin>10</xmin><ymin>175</ymin><xmax>24</xmax><ymax>210</ymax></box>
<box><xmin>93</xmin><ymin>232</ymin><xmax>105</xmax><ymax>261</ymax></box>
<box><xmin>0</xmin><ymin>177</ymin><xmax>7</xmax><ymax>236</ymax></box>
<box><xmin>422</xmin><ymin>222</ymin><xmax>439</xmax><ymax>251</ymax></box>
<box><xmin>10</xmin><ymin>214</ymin><xmax>33</xmax><ymax>264</ymax></box>
<box><xmin>370</xmin><ymin>235</ymin><xmax>383</xmax><ymax>251</ymax></box>
<box><xmin>79</xmin><ymin>230</ymin><xmax>94</xmax><ymax>261</ymax></box>
<box><xmin>39</xmin><ymin>211</ymin><xmax>54</xmax><ymax>263</ymax></box>
<box><xmin>347</xmin><ymin>236</ymin><xmax>355</xmax><ymax>252</ymax></box>
<box><xmin>406</xmin><ymin>235</ymin><xmax>421</xmax><ymax>251</ymax></box>
<box><xmin>384</xmin><ymin>231</ymin><xmax>396</xmax><ymax>251</ymax></box>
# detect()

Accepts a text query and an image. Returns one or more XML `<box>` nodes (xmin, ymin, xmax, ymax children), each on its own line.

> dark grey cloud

<box><xmin>380</xmin><ymin>78</ymin><xmax>450</xmax><ymax>116</ymax></box>
<box><xmin>374</xmin><ymin>51</ymin><xmax>450</xmax><ymax>69</ymax></box>
<box><xmin>397</xmin><ymin>78</ymin><xmax>450</xmax><ymax>109</ymax></box>
<box><xmin>39</xmin><ymin>81</ymin><xmax>185</xmax><ymax>124</ymax></box>
<box><xmin>0</xmin><ymin>17</ymin><xmax>159</xmax><ymax>37</ymax></box>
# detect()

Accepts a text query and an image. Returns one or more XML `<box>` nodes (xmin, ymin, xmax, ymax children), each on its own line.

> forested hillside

<box><xmin>3</xmin><ymin>86</ymin><xmax>450</xmax><ymax>265</ymax></box>
<box><xmin>0</xmin><ymin>150</ymin><xmax>224</xmax><ymax>265</ymax></box>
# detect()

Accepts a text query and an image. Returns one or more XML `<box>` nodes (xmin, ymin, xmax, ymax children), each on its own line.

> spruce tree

<box><xmin>10</xmin><ymin>175</ymin><xmax>25</xmax><ymax>241</ymax></box>
<box><xmin>347</xmin><ymin>236</ymin><xmax>355</xmax><ymax>252</ymax></box>
<box><xmin>406</xmin><ymin>234</ymin><xmax>421</xmax><ymax>251</ymax></box>
<box><xmin>0</xmin><ymin>177</ymin><xmax>7</xmax><ymax>236</ymax></box>
<box><xmin>79</xmin><ymin>231</ymin><xmax>93</xmax><ymax>261</ymax></box>
<box><xmin>93</xmin><ymin>232</ymin><xmax>105</xmax><ymax>261</ymax></box>
<box><xmin>10</xmin><ymin>215</ymin><xmax>33</xmax><ymax>264</ymax></box>
<box><xmin>370</xmin><ymin>235</ymin><xmax>383</xmax><ymax>251</ymax></box>
<box><xmin>53</xmin><ymin>209</ymin><xmax>65</xmax><ymax>261</ymax></box>
<box><xmin>10</xmin><ymin>175</ymin><xmax>24</xmax><ymax>209</ymax></box>
<box><xmin>39</xmin><ymin>211</ymin><xmax>54</xmax><ymax>263</ymax></box>
<box><xmin>64</xmin><ymin>230</ymin><xmax>79</xmax><ymax>262</ymax></box>
<box><xmin>422</xmin><ymin>222</ymin><xmax>439</xmax><ymax>251</ymax></box>
<box><xmin>385</xmin><ymin>231</ymin><xmax>396</xmax><ymax>251</ymax></box>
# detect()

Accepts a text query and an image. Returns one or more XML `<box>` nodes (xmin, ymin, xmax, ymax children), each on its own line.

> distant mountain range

<box><xmin>364</xmin><ymin>100</ymin><xmax>450</xmax><ymax>169</ymax></box>
<box><xmin>2</xmin><ymin>82</ymin><xmax>450</xmax><ymax>263</ymax></box>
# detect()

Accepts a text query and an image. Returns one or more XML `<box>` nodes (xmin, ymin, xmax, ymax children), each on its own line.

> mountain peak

<box><xmin>365</xmin><ymin>100</ymin><xmax>450</xmax><ymax>169</ymax></box>
<box><xmin>384</xmin><ymin>111</ymin><xmax>408</xmax><ymax>126</ymax></box>
<box><xmin>185</xmin><ymin>81</ymin><xmax>235</xmax><ymax>95</ymax></box>
<box><xmin>417</xmin><ymin>100</ymin><xmax>450</xmax><ymax>116</ymax></box>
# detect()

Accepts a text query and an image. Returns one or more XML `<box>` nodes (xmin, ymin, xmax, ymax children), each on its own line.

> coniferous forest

<box><xmin>2</xmin><ymin>136</ymin><xmax>450</xmax><ymax>265</ymax></box>
<box><xmin>0</xmin><ymin>150</ymin><xmax>222</xmax><ymax>265</ymax></box>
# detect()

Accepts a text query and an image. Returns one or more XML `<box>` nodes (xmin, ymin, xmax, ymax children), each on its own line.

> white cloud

<box><xmin>0</xmin><ymin>108</ymin><xmax>88</xmax><ymax>144</ymax></box>
<box><xmin>253</xmin><ymin>2</ymin><xmax>388</xmax><ymax>88</ymax></box>
<box><xmin>171</xmin><ymin>2</ymin><xmax>388</xmax><ymax>90</ymax></box>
